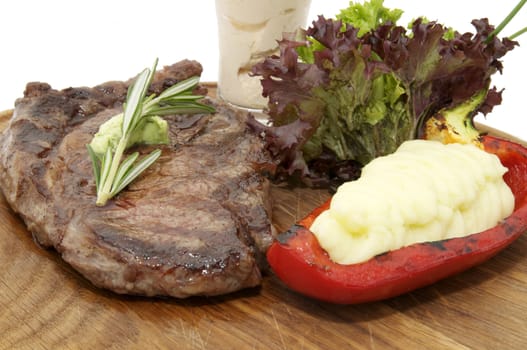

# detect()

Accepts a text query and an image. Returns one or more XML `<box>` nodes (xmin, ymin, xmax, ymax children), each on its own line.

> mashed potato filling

<box><xmin>310</xmin><ymin>140</ymin><xmax>515</xmax><ymax>265</ymax></box>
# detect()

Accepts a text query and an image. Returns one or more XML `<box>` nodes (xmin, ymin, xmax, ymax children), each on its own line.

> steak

<box><xmin>0</xmin><ymin>60</ymin><xmax>276</xmax><ymax>298</ymax></box>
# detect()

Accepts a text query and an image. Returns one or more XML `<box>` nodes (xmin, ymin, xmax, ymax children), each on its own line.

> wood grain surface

<box><xmin>1</xmin><ymin>86</ymin><xmax>527</xmax><ymax>350</ymax></box>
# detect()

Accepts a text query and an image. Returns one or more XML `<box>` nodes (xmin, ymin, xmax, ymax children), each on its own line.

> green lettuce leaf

<box><xmin>337</xmin><ymin>0</ymin><xmax>403</xmax><ymax>36</ymax></box>
<box><xmin>249</xmin><ymin>2</ymin><xmax>517</xmax><ymax>188</ymax></box>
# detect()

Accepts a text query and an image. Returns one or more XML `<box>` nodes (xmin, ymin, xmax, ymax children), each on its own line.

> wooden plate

<box><xmin>1</xmin><ymin>86</ymin><xmax>526</xmax><ymax>349</ymax></box>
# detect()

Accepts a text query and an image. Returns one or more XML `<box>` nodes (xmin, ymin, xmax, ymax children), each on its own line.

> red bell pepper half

<box><xmin>267</xmin><ymin>135</ymin><xmax>527</xmax><ymax>304</ymax></box>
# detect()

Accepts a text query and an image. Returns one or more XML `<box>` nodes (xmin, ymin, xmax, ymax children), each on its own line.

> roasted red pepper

<box><xmin>267</xmin><ymin>136</ymin><xmax>527</xmax><ymax>304</ymax></box>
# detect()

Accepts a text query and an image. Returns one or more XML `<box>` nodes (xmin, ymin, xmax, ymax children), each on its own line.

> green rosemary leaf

<box><xmin>145</xmin><ymin>103</ymin><xmax>215</xmax><ymax>116</ymax></box>
<box><xmin>156</xmin><ymin>76</ymin><xmax>200</xmax><ymax>101</ymax></box>
<box><xmin>142</xmin><ymin>93</ymin><xmax>157</xmax><ymax>107</ymax></box>
<box><xmin>86</xmin><ymin>144</ymin><xmax>101</xmax><ymax>191</ymax></box>
<box><xmin>111</xmin><ymin>149</ymin><xmax>162</xmax><ymax>196</ymax></box>
<box><xmin>122</xmin><ymin>59</ymin><xmax>159</xmax><ymax>136</ymax></box>
<box><xmin>99</xmin><ymin>147</ymin><xmax>113</xmax><ymax>193</ymax></box>
<box><xmin>162</xmin><ymin>95</ymin><xmax>206</xmax><ymax>103</ymax></box>
<box><xmin>112</xmin><ymin>151</ymin><xmax>140</xmax><ymax>192</ymax></box>
<box><xmin>122</xmin><ymin>68</ymin><xmax>152</xmax><ymax>136</ymax></box>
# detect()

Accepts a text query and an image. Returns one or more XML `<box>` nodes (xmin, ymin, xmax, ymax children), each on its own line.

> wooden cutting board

<box><xmin>1</xmin><ymin>86</ymin><xmax>526</xmax><ymax>350</ymax></box>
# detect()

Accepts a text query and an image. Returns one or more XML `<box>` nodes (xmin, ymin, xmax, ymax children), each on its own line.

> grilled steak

<box><xmin>0</xmin><ymin>60</ymin><xmax>276</xmax><ymax>298</ymax></box>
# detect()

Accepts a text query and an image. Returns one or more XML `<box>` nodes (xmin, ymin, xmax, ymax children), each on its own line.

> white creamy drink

<box><xmin>215</xmin><ymin>0</ymin><xmax>311</xmax><ymax>109</ymax></box>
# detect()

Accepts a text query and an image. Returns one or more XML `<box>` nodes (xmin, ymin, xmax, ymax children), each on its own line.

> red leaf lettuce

<box><xmin>249</xmin><ymin>9</ymin><xmax>517</xmax><ymax>188</ymax></box>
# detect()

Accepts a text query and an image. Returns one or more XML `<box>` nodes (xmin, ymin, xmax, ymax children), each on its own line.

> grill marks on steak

<box><xmin>0</xmin><ymin>60</ymin><xmax>275</xmax><ymax>298</ymax></box>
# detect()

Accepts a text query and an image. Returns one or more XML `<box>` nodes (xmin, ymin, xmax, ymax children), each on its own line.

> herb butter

<box><xmin>310</xmin><ymin>140</ymin><xmax>515</xmax><ymax>265</ymax></box>
<box><xmin>90</xmin><ymin>114</ymin><xmax>168</xmax><ymax>156</ymax></box>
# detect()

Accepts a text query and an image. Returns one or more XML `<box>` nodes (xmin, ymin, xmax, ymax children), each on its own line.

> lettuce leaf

<box><xmin>337</xmin><ymin>0</ymin><xmax>403</xmax><ymax>36</ymax></box>
<box><xmin>249</xmin><ymin>2</ymin><xmax>517</xmax><ymax>188</ymax></box>
<box><xmin>298</xmin><ymin>0</ymin><xmax>403</xmax><ymax>64</ymax></box>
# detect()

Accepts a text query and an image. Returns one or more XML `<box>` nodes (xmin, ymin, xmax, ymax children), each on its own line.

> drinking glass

<box><xmin>215</xmin><ymin>0</ymin><xmax>312</xmax><ymax>110</ymax></box>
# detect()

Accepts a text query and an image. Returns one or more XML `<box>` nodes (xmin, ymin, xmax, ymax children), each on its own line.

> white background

<box><xmin>0</xmin><ymin>1</ymin><xmax>525</xmax><ymax>139</ymax></box>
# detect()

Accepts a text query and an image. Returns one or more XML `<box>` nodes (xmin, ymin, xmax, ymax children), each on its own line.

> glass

<box><xmin>215</xmin><ymin>0</ymin><xmax>312</xmax><ymax>111</ymax></box>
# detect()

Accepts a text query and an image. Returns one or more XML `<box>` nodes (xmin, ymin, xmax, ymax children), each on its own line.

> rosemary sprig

<box><xmin>87</xmin><ymin>59</ymin><xmax>215</xmax><ymax>206</ymax></box>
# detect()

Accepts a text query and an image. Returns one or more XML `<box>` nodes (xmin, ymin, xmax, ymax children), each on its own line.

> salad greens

<box><xmin>87</xmin><ymin>59</ymin><xmax>214</xmax><ymax>206</ymax></box>
<box><xmin>336</xmin><ymin>0</ymin><xmax>402</xmax><ymax>37</ymax></box>
<box><xmin>250</xmin><ymin>0</ymin><xmax>524</xmax><ymax>188</ymax></box>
